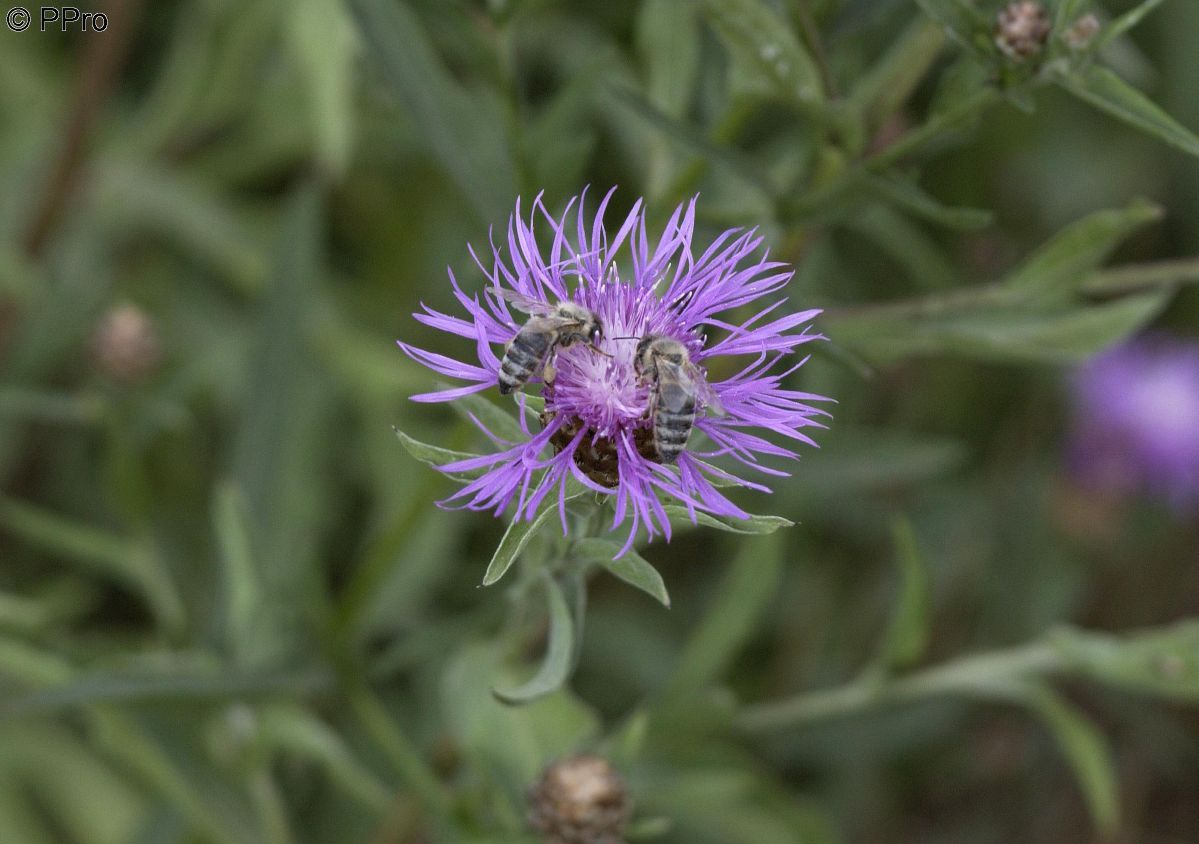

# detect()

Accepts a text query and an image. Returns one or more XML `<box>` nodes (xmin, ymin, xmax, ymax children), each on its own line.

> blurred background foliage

<box><xmin>1</xmin><ymin>0</ymin><xmax>1198</xmax><ymax>841</ymax></box>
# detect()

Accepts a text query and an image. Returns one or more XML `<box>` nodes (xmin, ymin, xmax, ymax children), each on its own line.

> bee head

<box><xmin>589</xmin><ymin>321</ymin><xmax>604</xmax><ymax>348</ymax></box>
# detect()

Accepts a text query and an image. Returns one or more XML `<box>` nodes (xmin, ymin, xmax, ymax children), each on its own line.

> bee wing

<box><xmin>687</xmin><ymin>362</ymin><xmax>726</xmax><ymax>416</ymax></box>
<box><xmin>656</xmin><ymin>360</ymin><xmax>695</xmax><ymax>413</ymax></box>
<box><xmin>493</xmin><ymin>286</ymin><xmax>553</xmax><ymax>316</ymax></box>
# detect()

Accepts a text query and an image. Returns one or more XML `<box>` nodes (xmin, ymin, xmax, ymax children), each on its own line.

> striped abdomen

<box><xmin>652</xmin><ymin>393</ymin><xmax>695</xmax><ymax>464</ymax></box>
<box><xmin>499</xmin><ymin>326</ymin><xmax>551</xmax><ymax>394</ymax></box>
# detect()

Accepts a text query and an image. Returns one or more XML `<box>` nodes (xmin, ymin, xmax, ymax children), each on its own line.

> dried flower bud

<box><xmin>91</xmin><ymin>303</ymin><xmax>161</xmax><ymax>383</ymax></box>
<box><xmin>527</xmin><ymin>755</ymin><xmax>630</xmax><ymax>844</ymax></box>
<box><xmin>995</xmin><ymin>1</ymin><xmax>1051</xmax><ymax>61</ymax></box>
<box><xmin>1063</xmin><ymin>13</ymin><xmax>1100</xmax><ymax>50</ymax></box>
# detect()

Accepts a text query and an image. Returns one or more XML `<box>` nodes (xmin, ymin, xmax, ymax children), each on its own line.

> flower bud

<box><xmin>91</xmin><ymin>303</ymin><xmax>161</xmax><ymax>383</ymax></box>
<box><xmin>1063</xmin><ymin>13</ymin><xmax>1100</xmax><ymax>50</ymax></box>
<box><xmin>995</xmin><ymin>1</ymin><xmax>1051</xmax><ymax>61</ymax></box>
<box><xmin>527</xmin><ymin>755</ymin><xmax>630</xmax><ymax>844</ymax></box>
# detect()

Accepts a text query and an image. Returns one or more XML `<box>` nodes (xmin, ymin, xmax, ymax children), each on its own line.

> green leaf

<box><xmin>701</xmin><ymin>0</ymin><xmax>824</xmax><ymax>108</ymax></box>
<box><xmin>1003</xmin><ymin>200</ymin><xmax>1162</xmax><ymax>299</ymax></box>
<box><xmin>213</xmin><ymin>481</ymin><xmax>260</xmax><ymax>665</ymax></box>
<box><xmin>877</xmin><ymin>517</ymin><xmax>931</xmax><ymax>671</ymax></box>
<box><xmin>232</xmin><ymin>183</ymin><xmax>331</xmax><ymax>660</ymax></box>
<box><xmin>441</xmin><ymin>642</ymin><xmax>599</xmax><ymax>788</ymax></box>
<box><xmin>1052</xmin><ymin>622</ymin><xmax>1199</xmax><ymax>701</ymax></box>
<box><xmin>1096</xmin><ymin>0</ymin><xmax>1166</xmax><ymax>49</ymax></box>
<box><xmin>834</xmin><ymin>288</ymin><xmax>1170</xmax><ymax>364</ymax></box>
<box><xmin>287</xmin><ymin>0</ymin><xmax>356</xmax><ymax>177</ymax></box>
<box><xmin>1057</xmin><ymin>64</ymin><xmax>1199</xmax><ymax>158</ymax></box>
<box><xmin>661</xmin><ymin>505</ymin><xmax>793</xmax><ymax>535</ymax></box>
<box><xmin>493</xmin><ymin>575</ymin><xmax>575</xmax><ymax>704</ymax></box>
<box><xmin>0</xmin><ymin>499</ymin><xmax>182</xmax><ymax>634</ymax></box>
<box><xmin>394</xmin><ymin>428</ymin><xmax>486</xmax><ymax>481</ymax></box>
<box><xmin>1024</xmin><ymin>686</ymin><xmax>1120</xmax><ymax>836</ymax></box>
<box><xmin>347</xmin><ymin>0</ymin><xmax>516</xmax><ymax>222</ymax></box>
<box><xmin>865</xmin><ymin>174</ymin><xmax>994</xmax><ymax>231</ymax></box>
<box><xmin>637</xmin><ymin>0</ymin><xmax>701</xmax><ymax>196</ymax></box>
<box><xmin>573</xmin><ymin>538</ymin><xmax>670</xmax><ymax>607</ymax></box>
<box><xmin>662</xmin><ymin>534</ymin><xmax>782</xmax><ymax>702</ymax></box>
<box><xmin>482</xmin><ymin>479</ymin><xmax>582</xmax><ymax>586</ymax></box>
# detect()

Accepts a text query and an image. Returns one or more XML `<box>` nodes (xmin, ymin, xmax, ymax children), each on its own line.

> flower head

<box><xmin>995</xmin><ymin>1</ymin><xmax>1051</xmax><ymax>61</ymax></box>
<box><xmin>401</xmin><ymin>190</ymin><xmax>831</xmax><ymax>552</ymax></box>
<box><xmin>1069</xmin><ymin>336</ymin><xmax>1199</xmax><ymax>509</ymax></box>
<box><xmin>526</xmin><ymin>754</ymin><xmax>630</xmax><ymax>844</ymax></box>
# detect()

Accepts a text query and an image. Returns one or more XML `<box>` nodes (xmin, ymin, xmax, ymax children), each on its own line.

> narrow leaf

<box><xmin>213</xmin><ymin>481</ymin><xmax>259</xmax><ymax>665</ymax></box>
<box><xmin>288</xmin><ymin>0</ymin><xmax>357</xmax><ymax>176</ymax></box>
<box><xmin>574</xmin><ymin>538</ymin><xmax>670</xmax><ymax>607</ymax></box>
<box><xmin>1003</xmin><ymin>200</ymin><xmax>1161</xmax><ymax>298</ymax></box>
<box><xmin>662</xmin><ymin>505</ymin><xmax>793</xmax><ymax>535</ymax></box>
<box><xmin>482</xmin><ymin>480</ymin><xmax>582</xmax><ymax>586</ymax></box>
<box><xmin>877</xmin><ymin>517</ymin><xmax>931</xmax><ymax>670</ymax></box>
<box><xmin>493</xmin><ymin>575</ymin><xmax>575</xmax><ymax>704</ymax></box>
<box><xmin>866</xmin><ymin>174</ymin><xmax>994</xmax><ymax>231</ymax></box>
<box><xmin>1025</xmin><ymin>686</ymin><xmax>1120</xmax><ymax>836</ymax></box>
<box><xmin>394</xmin><ymin>429</ymin><xmax>486</xmax><ymax>480</ymax></box>
<box><xmin>1097</xmin><ymin>0</ymin><xmax>1166</xmax><ymax>49</ymax></box>
<box><xmin>1057</xmin><ymin>65</ymin><xmax>1199</xmax><ymax>158</ymax></box>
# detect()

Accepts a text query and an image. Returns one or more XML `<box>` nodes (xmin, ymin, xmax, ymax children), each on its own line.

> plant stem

<box><xmin>737</xmin><ymin>641</ymin><xmax>1061</xmax><ymax>732</ymax></box>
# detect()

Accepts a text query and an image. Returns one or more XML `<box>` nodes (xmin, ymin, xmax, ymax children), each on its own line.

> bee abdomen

<box><xmin>499</xmin><ymin>333</ymin><xmax>547</xmax><ymax>394</ymax></box>
<box><xmin>653</xmin><ymin>409</ymin><xmax>695</xmax><ymax>463</ymax></box>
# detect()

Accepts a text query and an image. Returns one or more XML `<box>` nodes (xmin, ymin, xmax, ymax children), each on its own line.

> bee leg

<box><xmin>542</xmin><ymin>359</ymin><xmax>556</xmax><ymax>386</ymax></box>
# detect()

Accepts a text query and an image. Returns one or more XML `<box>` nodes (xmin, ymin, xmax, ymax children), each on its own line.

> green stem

<box><xmin>737</xmin><ymin>641</ymin><xmax>1061</xmax><ymax>732</ymax></box>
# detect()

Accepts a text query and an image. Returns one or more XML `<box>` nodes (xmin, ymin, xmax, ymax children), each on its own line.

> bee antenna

<box><xmin>607</xmin><ymin>335</ymin><xmax>642</xmax><ymax>341</ymax></box>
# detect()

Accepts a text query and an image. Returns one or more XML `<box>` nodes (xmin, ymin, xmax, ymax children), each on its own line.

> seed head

<box><xmin>527</xmin><ymin>755</ymin><xmax>631</xmax><ymax>844</ymax></box>
<box><xmin>91</xmin><ymin>303</ymin><xmax>161</xmax><ymax>383</ymax></box>
<box><xmin>995</xmin><ymin>1</ymin><xmax>1051</xmax><ymax>60</ymax></box>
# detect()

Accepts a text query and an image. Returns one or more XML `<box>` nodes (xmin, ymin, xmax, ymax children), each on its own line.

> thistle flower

<box><xmin>1069</xmin><ymin>337</ymin><xmax>1199</xmax><ymax>509</ymax></box>
<box><xmin>401</xmin><ymin>190</ymin><xmax>830</xmax><ymax>553</ymax></box>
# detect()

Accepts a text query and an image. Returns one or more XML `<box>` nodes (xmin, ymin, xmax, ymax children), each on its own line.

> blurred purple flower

<box><xmin>1070</xmin><ymin>336</ymin><xmax>1199</xmax><ymax>509</ymax></box>
<box><xmin>401</xmin><ymin>190</ymin><xmax>831</xmax><ymax>553</ymax></box>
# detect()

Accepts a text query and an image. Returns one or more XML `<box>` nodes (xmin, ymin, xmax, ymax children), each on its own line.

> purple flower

<box><xmin>401</xmin><ymin>190</ymin><xmax>831</xmax><ymax>553</ymax></box>
<box><xmin>1070</xmin><ymin>336</ymin><xmax>1199</xmax><ymax>509</ymax></box>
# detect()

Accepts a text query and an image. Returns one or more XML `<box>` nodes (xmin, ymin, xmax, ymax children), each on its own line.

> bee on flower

<box><xmin>400</xmin><ymin>190</ymin><xmax>831</xmax><ymax>554</ymax></box>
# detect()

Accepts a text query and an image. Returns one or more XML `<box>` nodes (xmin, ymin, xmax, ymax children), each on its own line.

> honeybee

<box><xmin>495</xmin><ymin>289</ymin><xmax>606</xmax><ymax>395</ymax></box>
<box><xmin>634</xmin><ymin>335</ymin><xmax>723</xmax><ymax>464</ymax></box>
